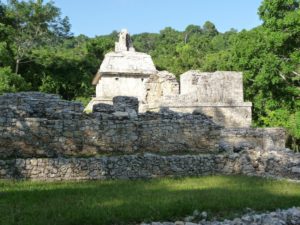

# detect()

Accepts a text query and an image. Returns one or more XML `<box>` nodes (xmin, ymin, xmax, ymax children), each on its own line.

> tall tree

<box><xmin>203</xmin><ymin>21</ymin><xmax>219</xmax><ymax>36</ymax></box>
<box><xmin>4</xmin><ymin>0</ymin><xmax>71</xmax><ymax>74</ymax></box>
<box><xmin>184</xmin><ymin>24</ymin><xmax>202</xmax><ymax>44</ymax></box>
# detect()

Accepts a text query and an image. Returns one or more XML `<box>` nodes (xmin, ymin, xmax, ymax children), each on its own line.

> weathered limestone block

<box><xmin>145</xmin><ymin>71</ymin><xmax>179</xmax><ymax>109</ymax></box>
<box><xmin>180</xmin><ymin>71</ymin><xmax>244</xmax><ymax>103</ymax></box>
<box><xmin>153</xmin><ymin>70</ymin><xmax>253</xmax><ymax>127</ymax></box>
<box><xmin>92</xmin><ymin>103</ymin><xmax>115</xmax><ymax>113</ymax></box>
<box><xmin>113</xmin><ymin>96</ymin><xmax>139</xmax><ymax>113</ymax></box>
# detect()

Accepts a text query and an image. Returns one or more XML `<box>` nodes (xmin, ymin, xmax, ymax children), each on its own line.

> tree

<box><xmin>200</xmin><ymin>0</ymin><xmax>300</xmax><ymax>149</ymax></box>
<box><xmin>0</xmin><ymin>67</ymin><xmax>30</xmax><ymax>94</ymax></box>
<box><xmin>86</xmin><ymin>35</ymin><xmax>115</xmax><ymax>61</ymax></box>
<box><xmin>258</xmin><ymin>0</ymin><xmax>300</xmax><ymax>30</ymax></box>
<box><xmin>4</xmin><ymin>0</ymin><xmax>71</xmax><ymax>74</ymax></box>
<box><xmin>184</xmin><ymin>24</ymin><xmax>202</xmax><ymax>44</ymax></box>
<box><xmin>132</xmin><ymin>33</ymin><xmax>159</xmax><ymax>53</ymax></box>
<box><xmin>203</xmin><ymin>21</ymin><xmax>219</xmax><ymax>36</ymax></box>
<box><xmin>31</xmin><ymin>36</ymin><xmax>97</xmax><ymax>100</ymax></box>
<box><xmin>0</xmin><ymin>2</ymin><xmax>14</xmax><ymax>67</ymax></box>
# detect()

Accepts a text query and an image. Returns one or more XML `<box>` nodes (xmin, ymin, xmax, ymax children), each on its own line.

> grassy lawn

<box><xmin>0</xmin><ymin>175</ymin><xmax>300</xmax><ymax>225</ymax></box>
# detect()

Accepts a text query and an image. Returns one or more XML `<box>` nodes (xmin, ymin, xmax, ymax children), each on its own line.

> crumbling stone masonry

<box><xmin>0</xmin><ymin>92</ymin><xmax>283</xmax><ymax>159</ymax></box>
<box><xmin>87</xmin><ymin>30</ymin><xmax>252</xmax><ymax>127</ymax></box>
<box><xmin>0</xmin><ymin>92</ymin><xmax>297</xmax><ymax>181</ymax></box>
<box><xmin>0</xmin><ymin>93</ymin><xmax>223</xmax><ymax>158</ymax></box>
<box><xmin>1</xmin><ymin>148</ymin><xmax>299</xmax><ymax>181</ymax></box>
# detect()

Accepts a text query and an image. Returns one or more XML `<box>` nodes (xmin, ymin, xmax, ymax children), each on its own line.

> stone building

<box><xmin>87</xmin><ymin>29</ymin><xmax>157</xmax><ymax>112</ymax></box>
<box><xmin>87</xmin><ymin>29</ymin><xmax>252</xmax><ymax>127</ymax></box>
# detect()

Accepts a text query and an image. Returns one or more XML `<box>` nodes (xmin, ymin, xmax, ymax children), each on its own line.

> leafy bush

<box><xmin>0</xmin><ymin>67</ymin><xmax>30</xmax><ymax>94</ymax></box>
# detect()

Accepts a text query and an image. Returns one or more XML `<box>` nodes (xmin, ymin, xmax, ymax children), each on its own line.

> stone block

<box><xmin>292</xmin><ymin>167</ymin><xmax>300</xmax><ymax>173</ymax></box>
<box><xmin>113</xmin><ymin>96</ymin><xmax>139</xmax><ymax>113</ymax></box>
<box><xmin>92</xmin><ymin>103</ymin><xmax>115</xmax><ymax>113</ymax></box>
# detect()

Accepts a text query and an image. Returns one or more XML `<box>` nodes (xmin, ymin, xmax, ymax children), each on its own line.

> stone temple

<box><xmin>87</xmin><ymin>29</ymin><xmax>252</xmax><ymax>127</ymax></box>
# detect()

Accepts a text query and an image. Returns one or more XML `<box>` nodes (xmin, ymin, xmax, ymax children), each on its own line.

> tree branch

<box><xmin>292</xmin><ymin>71</ymin><xmax>300</xmax><ymax>77</ymax></box>
<box><xmin>279</xmin><ymin>72</ymin><xmax>287</xmax><ymax>80</ymax></box>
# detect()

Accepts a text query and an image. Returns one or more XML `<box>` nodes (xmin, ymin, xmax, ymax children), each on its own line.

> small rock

<box><xmin>174</xmin><ymin>221</ymin><xmax>184</xmax><ymax>225</ymax></box>
<box><xmin>201</xmin><ymin>211</ymin><xmax>208</xmax><ymax>219</ymax></box>
<box><xmin>291</xmin><ymin>167</ymin><xmax>300</xmax><ymax>173</ymax></box>
<box><xmin>112</xmin><ymin>111</ymin><xmax>129</xmax><ymax>118</ymax></box>
<box><xmin>184</xmin><ymin>216</ymin><xmax>194</xmax><ymax>222</ymax></box>
<box><xmin>192</xmin><ymin>210</ymin><xmax>200</xmax><ymax>217</ymax></box>
<box><xmin>185</xmin><ymin>222</ymin><xmax>198</xmax><ymax>225</ymax></box>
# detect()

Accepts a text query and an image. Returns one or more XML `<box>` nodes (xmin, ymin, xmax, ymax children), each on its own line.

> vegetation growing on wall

<box><xmin>0</xmin><ymin>0</ymin><xmax>299</xmax><ymax>148</ymax></box>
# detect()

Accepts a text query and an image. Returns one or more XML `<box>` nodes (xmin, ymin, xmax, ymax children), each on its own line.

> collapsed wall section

<box><xmin>0</xmin><ymin>92</ymin><xmax>222</xmax><ymax>159</ymax></box>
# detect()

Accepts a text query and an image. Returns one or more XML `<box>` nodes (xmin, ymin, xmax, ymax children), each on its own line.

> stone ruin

<box><xmin>0</xmin><ymin>29</ymin><xmax>299</xmax><ymax>181</ymax></box>
<box><xmin>0</xmin><ymin>92</ymin><xmax>299</xmax><ymax>181</ymax></box>
<box><xmin>87</xmin><ymin>29</ymin><xmax>252</xmax><ymax>127</ymax></box>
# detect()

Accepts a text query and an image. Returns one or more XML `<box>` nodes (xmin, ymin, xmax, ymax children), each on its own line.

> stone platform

<box><xmin>0</xmin><ymin>92</ymin><xmax>294</xmax><ymax>181</ymax></box>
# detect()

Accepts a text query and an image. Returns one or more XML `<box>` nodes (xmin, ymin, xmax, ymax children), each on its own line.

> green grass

<box><xmin>0</xmin><ymin>175</ymin><xmax>300</xmax><ymax>225</ymax></box>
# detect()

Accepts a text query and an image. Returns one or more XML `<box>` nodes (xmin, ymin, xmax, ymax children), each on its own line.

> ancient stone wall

<box><xmin>0</xmin><ymin>92</ymin><xmax>292</xmax><ymax>181</ymax></box>
<box><xmin>144</xmin><ymin>71</ymin><xmax>252</xmax><ymax>127</ymax></box>
<box><xmin>0</xmin><ymin>93</ymin><xmax>285</xmax><ymax>160</ymax></box>
<box><xmin>0</xmin><ymin>92</ymin><xmax>222</xmax><ymax>158</ymax></box>
<box><xmin>1</xmin><ymin>148</ymin><xmax>299</xmax><ymax>180</ymax></box>
<box><xmin>221</xmin><ymin>128</ymin><xmax>287</xmax><ymax>151</ymax></box>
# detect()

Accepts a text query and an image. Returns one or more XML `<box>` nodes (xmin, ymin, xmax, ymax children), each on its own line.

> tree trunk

<box><xmin>184</xmin><ymin>33</ymin><xmax>189</xmax><ymax>44</ymax></box>
<box><xmin>15</xmin><ymin>59</ymin><xmax>20</xmax><ymax>74</ymax></box>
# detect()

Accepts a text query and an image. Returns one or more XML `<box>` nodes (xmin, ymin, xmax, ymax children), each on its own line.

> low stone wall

<box><xmin>1</xmin><ymin>148</ymin><xmax>299</xmax><ymax>180</ymax></box>
<box><xmin>0</xmin><ymin>92</ymin><xmax>293</xmax><ymax>181</ymax></box>
<box><xmin>0</xmin><ymin>92</ymin><xmax>222</xmax><ymax>158</ymax></box>
<box><xmin>0</xmin><ymin>92</ymin><xmax>286</xmax><ymax>160</ymax></box>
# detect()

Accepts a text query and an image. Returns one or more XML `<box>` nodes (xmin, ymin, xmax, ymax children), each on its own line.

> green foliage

<box><xmin>86</xmin><ymin>35</ymin><xmax>115</xmax><ymax>60</ymax></box>
<box><xmin>74</xmin><ymin>96</ymin><xmax>91</xmax><ymax>107</ymax></box>
<box><xmin>203</xmin><ymin>21</ymin><xmax>219</xmax><ymax>36</ymax></box>
<box><xmin>0</xmin><ymin>66</ymin><xmax>30</xmax><ymax>93</ymax></box>
<box><xmin>32</xmin><ymin>39</ymin><xmax>97</xmax><ymax>100</ymax></box>
<box><xmin>261</xmin><ymin>109</ymin><xmax>300</xmax><ymax>151</ymax></box>
<box><xmin>3</xmin><ymin>0</ymin><xmax>71</xmax><ymax>74</ymax></box>
<box><xmin>259</xmin><ymin>0</ymin><xmax>300</xmax><ymax>32</ymax></box>
<box><xmin>288</xmin><ymin>112</ymin><xmax>300</xmax><ymax>151</ymax></box>
<box><xmin>132</xmin><ymin>32</ymin><xmax>159</xmax><ymax>53</ymax></box>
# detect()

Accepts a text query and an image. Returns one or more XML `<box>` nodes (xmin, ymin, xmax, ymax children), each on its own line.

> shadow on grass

<box><xmin>1</xmin><ymin>176</ymin><xmax>300</xmax><ymax>225</ymax></box>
